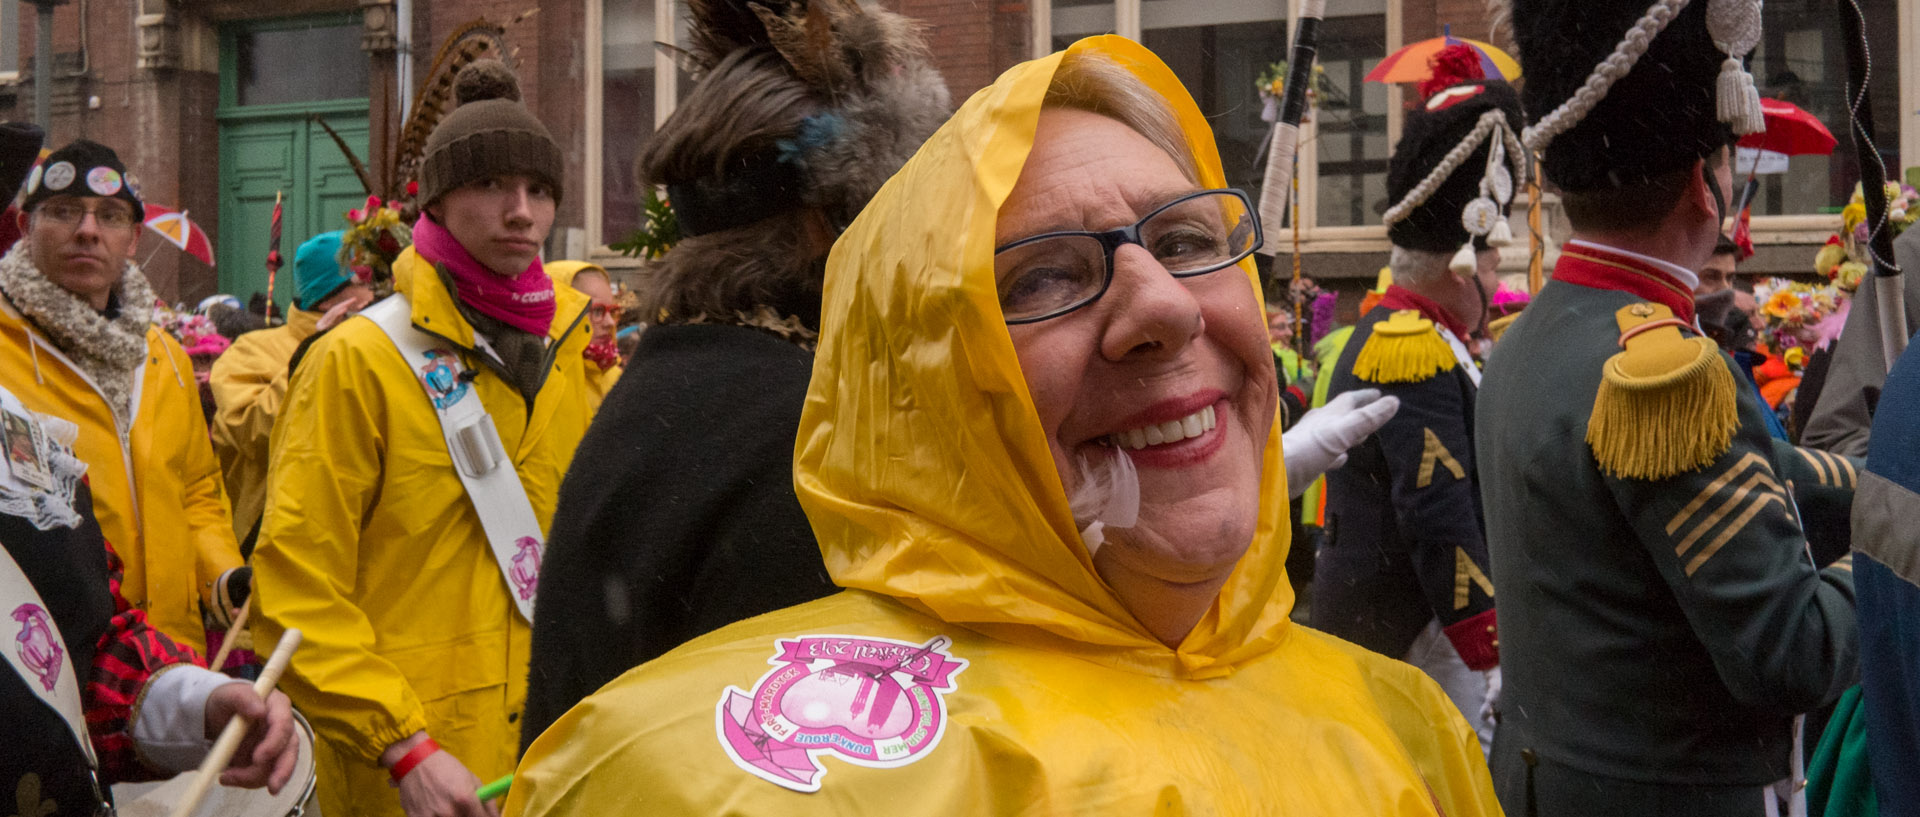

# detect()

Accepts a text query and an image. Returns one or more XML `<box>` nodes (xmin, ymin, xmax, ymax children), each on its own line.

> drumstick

<box><xmin>207</xmin><ymin>597</ymin><xmax>252</xmax><ymax>671</ymax></box>
<box><xmin>167</xmin><ymin>628</ymin><xmax>302</xmax><ymax>817</ymax></box>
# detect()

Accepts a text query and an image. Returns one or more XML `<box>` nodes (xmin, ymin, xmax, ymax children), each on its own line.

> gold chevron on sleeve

<box><xmin>1667</xmin><ymin>453</ymin><xmax>1793</xmax><ymax>576</ymax></box>
<box><xmin>1828</xmin><ymin>554</ymin><xmax>1854</xmax><ymax>573</ymax></box>
<box><xmin>1453</xmin><ymin>546</ymin><xmax>1495</xmax><ymax>610</ymax></box>
<box><xmin>1796</xmin><ymin>447</ymin><xmax>1832</xmax><ymax>486</ymax></box>
<box><xmin>1418</xmin><ymin>428</ymin><xmax>1467</xmax><ymax>488</ymax></box>
<box><xmin>1822</xmin><ymin>449</ymin><xmax>1857</xmax><ymax>489</ymax></box>
<box><xmin>1667</xmin><ymin>453</ymin><xmax>1769</xmax><ymax>535</ymax></box>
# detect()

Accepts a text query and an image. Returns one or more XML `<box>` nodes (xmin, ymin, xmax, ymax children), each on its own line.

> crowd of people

<box><xmin>3</xmin><ymin>0</ymin><xmax>1915</xmax><ymax>815</ymax></box>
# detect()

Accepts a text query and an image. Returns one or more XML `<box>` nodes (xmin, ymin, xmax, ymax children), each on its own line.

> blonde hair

<box><xmin>1044</xmin><ymin>53</ymin><xmax>1200</xmax><ymax>184</ymax></box>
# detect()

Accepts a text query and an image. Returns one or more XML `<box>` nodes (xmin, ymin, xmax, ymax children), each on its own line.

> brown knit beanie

<box><xmin>417</xmin><ymin>59</ymin><xmax>563</xmax><ymax>206</ymax></box>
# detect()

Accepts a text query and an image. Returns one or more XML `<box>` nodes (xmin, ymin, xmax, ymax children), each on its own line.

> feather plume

<box><xmin>309</xmin><ymin>114</ymin><xmax>376</xmax><ymax>196</ymax></box>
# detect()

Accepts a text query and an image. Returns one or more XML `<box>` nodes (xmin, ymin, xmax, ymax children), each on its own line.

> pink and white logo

<box><xmin>12</xmin><ymin>603</ymin><xmax>60</xmax><ymax>692</ymax></box>
<box><xmin>509</xmin><ymin>536</ymin><xmax>542</xmax><ymax>601</ymax></box>
<box><xmin>716</xmin><ymin>634</ymin><xmax>967</xmax><ymax>793</ymax></box>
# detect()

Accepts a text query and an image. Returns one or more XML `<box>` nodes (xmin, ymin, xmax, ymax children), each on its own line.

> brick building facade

<box><xmin>5</xmin><ymin>0</ymin><xmax>1915</xmax><ymax>302</ymax></box>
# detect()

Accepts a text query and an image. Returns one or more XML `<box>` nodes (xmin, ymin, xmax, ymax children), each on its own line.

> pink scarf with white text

<box><xmin>412</xmin><ymin>214</ymin><xmax>556</xmax><ymax>336</ymax></box>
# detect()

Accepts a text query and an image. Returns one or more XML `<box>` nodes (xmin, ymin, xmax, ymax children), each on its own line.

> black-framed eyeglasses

<box><xmin>994</xmin><ymin>188</ymin><xmax>1261</xmax><ymax>324</ymax></box>
<box><xmin>36</xmin><ymin>199</ymin><xmax>138</xmax><ymax>231</ymax></box>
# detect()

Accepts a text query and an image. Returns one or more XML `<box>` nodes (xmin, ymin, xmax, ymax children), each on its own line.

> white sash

<box><xmin>0</xmin><ymin>541</ymin><xmax>98</xmax><ymax>773</ymax></box>
<box><xmin>1437</xmin><ymin>325</ymin><xmax>1482</xmax><ymax>387</ymax></box>
<box><xmin>362</xmin><ymin>296</ymin><xmax>543</xmax><ymax>622</ymax></box>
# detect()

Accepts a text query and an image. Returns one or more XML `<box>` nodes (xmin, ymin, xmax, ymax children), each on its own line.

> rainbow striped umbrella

<box><xmin>1364</xmin><ymin>31</ymin><xmax>1520</xmax><ymax>85</ymax></box>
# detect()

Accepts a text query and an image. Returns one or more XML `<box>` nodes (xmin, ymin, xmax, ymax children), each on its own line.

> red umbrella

<box><xmin>1737</xmin><ymin>99</ymin><xmax>1837</xmax><ymax>156</ymax></box>
<box><xmin>141</xmin><ymin>203</ymin><xmax>215</xmax><ymax>267</ymax></box>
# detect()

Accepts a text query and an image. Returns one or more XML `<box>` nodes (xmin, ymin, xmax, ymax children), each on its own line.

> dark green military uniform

<box><xmin>1478</xmin><ymin>252</ymin><xmax>1857</xmax><ymax>815</ymax></box>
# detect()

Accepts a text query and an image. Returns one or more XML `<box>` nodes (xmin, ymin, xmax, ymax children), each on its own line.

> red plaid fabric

<box><xmin>84</xmin><ymin>537</ymin><xmax>203</xmax><ymax>782</ymax></box>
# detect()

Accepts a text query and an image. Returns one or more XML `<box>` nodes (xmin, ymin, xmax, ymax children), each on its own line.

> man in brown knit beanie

<box><xmin>253</xmin><ymin>58</ymin><xmax>593</xmax><ymax>817</ymax></box>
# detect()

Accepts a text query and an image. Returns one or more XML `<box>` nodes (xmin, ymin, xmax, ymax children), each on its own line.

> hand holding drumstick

<box><xmin>168</xmin><ymin>629</ymin><xmax>304</xmax><ymax>817</ymax></box>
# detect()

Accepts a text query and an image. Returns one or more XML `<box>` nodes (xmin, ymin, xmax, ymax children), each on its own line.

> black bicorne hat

<box><xmin>1385</xmin><ymin>80</ymin><xmax>1526</xmax><ymax>254</ymax></box>
<box><xmin>1509</xmin><ymin>0</ymin><xmax>1765</xmax><ymax>193</ymax></box>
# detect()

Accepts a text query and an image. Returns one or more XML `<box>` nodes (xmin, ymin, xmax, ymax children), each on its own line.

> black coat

<box><xmin>520</xmin><ymin>324</ymin><xmax>834</xmax><ymax>752</ymax></box>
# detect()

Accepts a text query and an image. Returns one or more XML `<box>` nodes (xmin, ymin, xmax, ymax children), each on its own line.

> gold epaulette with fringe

<box><xmin>1586</xmin><ymin>302</ymin><xmax>1739</xmax><ymax>481</ymax></box>
<box><xmin>1353</xmin><ymin>310</ymin><xmax>1456</xmax><ymax>384</ymax></box>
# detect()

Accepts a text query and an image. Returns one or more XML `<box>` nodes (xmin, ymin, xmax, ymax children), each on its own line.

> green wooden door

<box><xmin>216</xmin><ymin>14</ymin><xmax>370</xmax><ymax>309</ymax></box>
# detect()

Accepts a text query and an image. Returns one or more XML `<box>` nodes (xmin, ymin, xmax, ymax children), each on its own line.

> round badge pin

<box><xmin>24</xmin><ymin>164</ymin><xmax>42</xmax><ymax>195</ymax></box>
<box><xmin>42</xmin><ymin>162</ymin><xmax>75</xmax><ymax>192</ymax></box>
<box><xmin>86</xmin><ymin>167</ymin><xmax>123</xmax><ymax>197</ymax></box>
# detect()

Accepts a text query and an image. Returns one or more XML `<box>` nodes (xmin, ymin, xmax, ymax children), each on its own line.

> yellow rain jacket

<box><xmin>546</xmin><ymin>261</ymin><xmax>622</xmax><ymax>411</ymax></box>
<box><xmin>509</xmin><ymin>37</ymin><xmax>1497</xmax><ymax>816</ymax></box>
<box><xmin>0</xmin><ymin>296</ymin><xmax>240</xmax><ymax>651</ymax></box>
<box><xmin>253</xmin><ymin>247</ymin><xmax>591</xmax><ymax>817</ymax></box>
<box><xmin>208</xmin><ymin>306</ymin><xmax>321</xmax><ymax>544</ymax></box>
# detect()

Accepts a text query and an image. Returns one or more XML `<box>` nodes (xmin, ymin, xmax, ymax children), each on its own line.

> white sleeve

<box><xmin>129</xmin><ymin>664</ymin><xmax>246</xmax><ymax>773</ymax></box>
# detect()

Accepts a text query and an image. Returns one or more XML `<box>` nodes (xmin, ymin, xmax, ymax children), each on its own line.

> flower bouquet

<box><xmin>1815</xmin><ymin>182</ymin><xmax>1919</xmax><ymax>293</ymax></box>
<box><xmin>338</xmin><ymin>194</ymin><xmax>412</xmax><ymax>297</ymax></box>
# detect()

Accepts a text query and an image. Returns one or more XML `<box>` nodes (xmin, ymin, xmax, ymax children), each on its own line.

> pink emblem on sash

<box><xmin>509</xmin><ymin>537</ymin><xmax>541</xmax><ymax>601</ymax></box>
<box><xmin>12</xmin><ymin>603</ymin><xmax>60</xmax><ymax>692</ymax></box>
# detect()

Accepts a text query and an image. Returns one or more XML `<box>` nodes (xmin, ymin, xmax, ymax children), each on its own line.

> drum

<box><xmin>115</xmin><ymin>709</ymin><xmax>319</xmax><ymax>817</ymax></box>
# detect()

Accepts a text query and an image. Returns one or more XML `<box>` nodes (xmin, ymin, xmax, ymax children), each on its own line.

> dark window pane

<box><xmin>1312</xmin><ymin>14</ymin><xmax>1388</xmax><ymax>228</ymax></box>
<box><xmin>234</xmin><ymin>23</ymin><xmax>368</xmax><ymax>107</ymax></box>
<box><xmin>1744</xmin><ymin>0</ymin><xmax>1899</xmax><ymax>217</ymax></box>
<box><xmin>603</xmin><ymin>0</ymin><xmax>660</xmax><ymax>241</ymax></box>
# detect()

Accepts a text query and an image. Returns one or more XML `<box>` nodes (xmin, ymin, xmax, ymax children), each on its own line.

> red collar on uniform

<box><xmin>1551</xmin><ymin>244</ymin><xmax>1697</xmax><ymax>324</ymax></box>
<box><xmin>1379</xmin><ymin>285</ymin><xmax>1472</xmax><ymax>339</ymax></box>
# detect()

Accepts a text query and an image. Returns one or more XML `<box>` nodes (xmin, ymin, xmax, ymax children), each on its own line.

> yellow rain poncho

<box><xmin>508</xmin><ymin>37</ymin><xmax>1497</xmax><ymax>816</ymax></box>
<box><xmin>254</xmin><ymin>248</ymin><xmax>591</xmax><ymax>817</ymax></box>
<box><xmin>208</xmin><ymin>306</ymin><xmax>321</xmax><ymax>544</ymax></box>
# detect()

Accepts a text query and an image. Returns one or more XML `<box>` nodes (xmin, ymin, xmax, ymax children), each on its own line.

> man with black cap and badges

<box><xmin>251</xmin><ymin>59</ymin><xmax>592</xmax><ymax>817</ymax></box>
<box><xmin>1477</xmin><ymin>0</ymin><xmax>1858</xmax><ymax>814</ymax></box>
<box><xmin>1315</xmin><ymin>50</ymin><xmax>1524</xmax><ymax>758</ymax></box>
<box><xmin>0</xmin><ymin>139</ymin><xmax>247</xmax><ymax>656</ymax></box>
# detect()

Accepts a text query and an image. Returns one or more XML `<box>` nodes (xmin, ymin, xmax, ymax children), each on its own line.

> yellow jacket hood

<box><xmin>544</xmin><ymin>260</ymin><xmax>608</xmax><ymax>293</ymax></box>
<box><xmin>796</xmin><ymin>36</ymin><xmax>1291</xmax><ymax>680</ymax></box>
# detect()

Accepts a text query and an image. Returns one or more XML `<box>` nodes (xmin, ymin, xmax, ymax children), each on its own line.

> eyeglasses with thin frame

<box><xmin>35</xmin><ymin>199</ymin><xmax>138</xmax><ymax>232</ymax></box>
<box><xmin>994</xmin><ymin>188</ymin><xmax>1262</xmax><ymax>324</ymax></box>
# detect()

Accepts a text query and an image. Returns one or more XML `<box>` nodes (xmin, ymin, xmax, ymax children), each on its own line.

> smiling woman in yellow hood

<box><xmin>507</xmin><ymin>37</ymin><xmax>1496</xmax><ymax>816</ymax></box>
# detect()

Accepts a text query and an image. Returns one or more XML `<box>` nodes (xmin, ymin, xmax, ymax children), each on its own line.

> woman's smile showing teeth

<box><xmin>1112</xmin><ymin>405</ymin><xmax>1216</xmax><ymax>450</ymax></box>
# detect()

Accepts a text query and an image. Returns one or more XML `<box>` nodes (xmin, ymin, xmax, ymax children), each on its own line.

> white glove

<box><xmin>1281</xmin><ymin>389</ymin><xmax>1400</xmax><ymax>497</ymax></box>
<box><xmin>1479</xmin><ymin>665</ymin><xmax>1502</xmax><ymax>728</ymax></box>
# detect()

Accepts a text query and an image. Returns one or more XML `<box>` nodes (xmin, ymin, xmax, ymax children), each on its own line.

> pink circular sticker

<box><xmin>86</xmin><ymin>166</ymin><xmax>122</xmax><ymax>197</ymax></box>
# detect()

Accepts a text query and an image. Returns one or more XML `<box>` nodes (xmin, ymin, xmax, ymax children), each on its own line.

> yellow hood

<box><xmin>796</xmin><ymin>36</ymin><xmax>1291</xmax><ymax>680</ymax></box>
<box><xmin>544</xmin><ymin>260</ymin><xmax>607</xmax><ymax>293</ymax></box>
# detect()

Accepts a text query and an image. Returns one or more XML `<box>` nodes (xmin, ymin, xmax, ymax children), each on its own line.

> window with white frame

<box><xmin>1744</xmin><ymin>0</ymin><xmax>1900</xmax><ymax>221</ymax></box>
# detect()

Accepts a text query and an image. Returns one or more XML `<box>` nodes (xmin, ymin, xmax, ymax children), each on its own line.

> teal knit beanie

<box><xmin>294</xmin><ymin>230</ymin><xmax>352</xmax><ymax>310</ymax></box>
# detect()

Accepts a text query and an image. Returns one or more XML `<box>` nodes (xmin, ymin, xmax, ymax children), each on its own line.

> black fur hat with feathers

<box><xmin>1506</xmin><ymin>0</ymin><xmax>1734</xmax><ymax>192</ymax></box>
<box><xmin>1386</xmin><ymin>79</ymin><xmax>1524</xmax><ymax>253</ymax></box>
<box><xmin>656</xmin><ymin>0</ymin><xmax>951</xmax><ymax>236</ymax></box>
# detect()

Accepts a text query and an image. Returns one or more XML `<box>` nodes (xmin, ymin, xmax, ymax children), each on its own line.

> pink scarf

<box><xmin>413</xmin><ymin>214</ymin><xmax>556</xmax><ymax>336</ymax></box>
